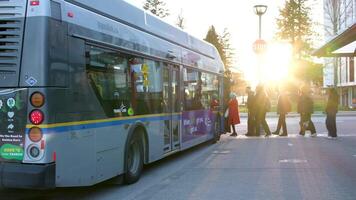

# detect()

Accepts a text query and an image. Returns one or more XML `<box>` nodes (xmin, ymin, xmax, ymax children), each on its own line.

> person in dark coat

<box><xmin>245</xmin><ymin>87</ymin><xmax>256</xmax><ymax>136</ymax></box>
<box><xmin>273</xmin><ymin>89</ymin><xmax>291</xmax><ymax>136</ymax></box>
<box><xmin>254</xmin><ymin>85</ymin><xmax>271</xmax><ymax>137</ymax></box>
<box><xmin>297</xmin><ymin>87</ymin><xmax>316</xmax><ymax>136</ymax></box>
<box><xmin>325</xmin><ymin>88</ymin><xmax>339</xmax><ymax>139</ymax></box>
<box><xmin>228</xmin><ymin>93</ymin><xmax>240</xmax><ymax>137</ymax></box>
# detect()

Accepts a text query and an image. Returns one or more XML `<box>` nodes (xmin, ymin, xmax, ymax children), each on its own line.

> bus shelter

<box><xmin>313</xmin><ymin>22</ymin><xmax>356</xmax><ymax>108</ymax></box>
<box><xmin>313</xmin><ymin>23</ymin><xmax>356</xmax><ymax>57</ymax></box>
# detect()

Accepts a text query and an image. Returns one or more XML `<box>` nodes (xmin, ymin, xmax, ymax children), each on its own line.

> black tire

<box><xmin>124</xmin><ymin>131</ymin><xmax>144</xmax><ymax>184</ymax></box>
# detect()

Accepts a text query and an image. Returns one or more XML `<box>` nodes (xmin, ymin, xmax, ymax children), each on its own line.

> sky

<box><xmin>124</xmin><ymin>0</ymin><xmax>324</xmax><ymax>86</ymax></box>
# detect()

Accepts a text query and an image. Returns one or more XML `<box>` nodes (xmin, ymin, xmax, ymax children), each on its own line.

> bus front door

<box><xmin>163</xmin><ymin>65</ymin><xmax>180</xmax><ymax>153</ymax></box>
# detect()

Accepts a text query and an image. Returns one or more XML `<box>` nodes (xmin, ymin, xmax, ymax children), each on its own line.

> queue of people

<box><xmin>225</xmin><ymin>85</ymin><xmax>339</xmax><ymax>139</ymax></box>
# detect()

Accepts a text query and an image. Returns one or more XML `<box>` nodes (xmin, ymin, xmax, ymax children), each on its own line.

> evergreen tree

<box><xmin>204</xmin><ymin>26</ymin><xmax>234</xmax><ymax>69</ymax></box>
<box><xmin>220</xmin><ymin>28</ymin><xmax>235</xmax><ymax>69</ymax></box>
<box><xmin>276</xmin><ymin>0</ymin><xmax>313</xmax><ymax>59</ymax></box>
<box><xmin>143</xmin><ymin>0</ymin><xmax>169</xmax><ymax>18</ymax></box>
<box><xmin>276</xmin><ymin>0</ymin><xmax>322</xmax><ymax>85</ymax></box>
<box><xmin>205</xmin><ymin>26</ymin><xmax>225</xmax><ymax>65</ymax></box>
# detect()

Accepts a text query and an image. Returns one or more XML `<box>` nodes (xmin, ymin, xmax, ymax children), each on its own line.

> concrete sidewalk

<box><xmin>239</xmin><ymin>111</ymin><xmax>356</xmax><ymax>118</ymax></box>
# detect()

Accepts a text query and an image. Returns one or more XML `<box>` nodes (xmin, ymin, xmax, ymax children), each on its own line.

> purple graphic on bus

<box><xmin>182</xmin><ymin>110</ymin><xmax>216</xmax><ymax>142</ymax></box>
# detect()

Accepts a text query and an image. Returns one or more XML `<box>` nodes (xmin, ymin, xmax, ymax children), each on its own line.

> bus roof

<box><xmin>66</xmin><ymin>0</ymin><xmax>225</xmax><ymax>73</ymax></box>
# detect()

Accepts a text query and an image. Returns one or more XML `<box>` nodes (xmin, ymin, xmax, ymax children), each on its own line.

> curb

<box><xmin>239</xmin><ymin>111</ymin><xmax>356</xmax><ymax>118</ymax></box>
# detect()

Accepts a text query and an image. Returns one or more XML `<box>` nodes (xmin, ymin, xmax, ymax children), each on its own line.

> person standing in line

<box><xmin>325</xmin><ymin>88</ymin><xmax>339</xmax><ymax>139</ymax></box>
<box><xmin>245</xmin><ymin>87</ymin><xmax>256</xmax><ymax>136</ymax></box>
<box><xmin>254</xmin><ymin>85</ymin><xmax>271</xmax><ymax>137</ymax></box>
<box><xmin>228</xmin><ymin>92</ymin><xmax>240</xmax><ymax>137</ymax></box>
<box><xmin>297</xmin><ymin>87</ymin><xmax>316</xmax><ymax>137</ymax></box>
<box><xmin>273</xmin><ymin>89</ymin><xmax>291</xmax><ymax>136</ymax></box>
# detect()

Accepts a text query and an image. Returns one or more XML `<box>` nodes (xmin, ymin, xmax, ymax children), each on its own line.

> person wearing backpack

<box><xmin>297</xmin><ymin>86</ymin><xmax>316</xmax><ymax>137</ymax></box>
<box><xmin>254</xmin><ymin>85</ymin><xmax>271</xmax><ymax>137</ymax></box>
<box><xmin>273</xmin><ymin>89</ymin><xmax>291</xmax><ymax>136</ymax></box>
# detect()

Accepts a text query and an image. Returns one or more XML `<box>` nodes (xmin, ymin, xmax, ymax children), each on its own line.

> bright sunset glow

<box><xmin>244</xmin><ymin>42</ymin><xmax>293</xmax><ymax>87</ymax></box>
<box><xmin>262</xmin><ymin>42</ymin><xmax>293</xmax><ymax>83</ymax></box>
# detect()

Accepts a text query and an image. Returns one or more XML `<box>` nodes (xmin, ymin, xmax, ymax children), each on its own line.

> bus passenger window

<box><xmin>201</xmin><ymin>72</ymin><xmax>219</xmax><ymax>110</ymax></box>
<box><xmin>183</xmin><ymin>68</ymin><xmax>203</xmax><ymax>111</ymax></box>
<box><xmin>129</xmin><ymin>58</ymin><xmax>163</xmax><ymax>115</ymax></box>
<box><xmin>86</xmin><ymin>45</ymin><xmax>131</xmax><ymax>117</ymax></box>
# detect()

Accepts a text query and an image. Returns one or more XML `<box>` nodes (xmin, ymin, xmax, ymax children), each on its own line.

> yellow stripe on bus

<box><xmin>26</xmin><ymin>112</ymin><xmax>182</xmax><ymax>129</ymax></box>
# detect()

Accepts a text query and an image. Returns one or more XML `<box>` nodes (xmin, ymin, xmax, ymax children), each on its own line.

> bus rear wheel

<box><xmin>124</xmin><ymin>132</ymin><xmax>144</xmax><ymax>184</ymax></box>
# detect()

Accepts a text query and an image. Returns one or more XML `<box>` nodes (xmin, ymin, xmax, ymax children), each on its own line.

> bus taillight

<box><xmin>30</xmin><ymin>92</ymin><xmax>45</xmax><ymax>108</ymax></box>
<box><xmin>29</xmin><ymin>127</ymin><xmax>43</xmax><ymax>142</ymax></box>
<box><xmin>28</xmin><ymin>145</ymin><xmax>40</xmax><ymax>158</ymax></box>
<box><xmin>30</xmin><ymin>0</ymin><xmax>40</xmax><ymax>6</ymax></box>
<box><xmin>29</xmin><ymin>110</ymin><xmax>44</xmax><ymax>125</ymax></box>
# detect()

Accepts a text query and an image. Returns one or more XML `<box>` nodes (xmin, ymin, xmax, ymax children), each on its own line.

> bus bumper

<box><xmin>0</xmin><ymin>162</ymin><xmax>55</xmax><ymax>189</ymax></box>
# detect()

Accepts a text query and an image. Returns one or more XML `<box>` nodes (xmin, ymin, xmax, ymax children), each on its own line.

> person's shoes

<box><xmin>327</xmin><ymin>136</ymin><xmax>337</xmax><ymax>140</ymax></box>
<box><xmin>311</xmin><ymin>133</ymin><xmax>317</xmax><ymax>137</ymax></box>
<box><xmin>230</xmin><ymin>133</ymin><xmax>237</xmax><ymax>137</ymax></box>
<box><xmin>272</xmin><ymin>131</ymin><xmax>279</xmax><ymax>135</ymax></box>
<box><xmin>299</xmin><ymin>132</ymin><xmax>305</xmax><ymax>136</ymax></box>
<box><xmin>279</xmin><ymin>133</ymin><xmax>288</xmax><ymax>137</ymax></box>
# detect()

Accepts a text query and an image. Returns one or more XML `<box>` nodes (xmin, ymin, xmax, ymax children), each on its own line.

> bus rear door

<box><xmin>163</xmin><ymin>64</ymin><xmax>180</xmax><ymax>152</ymax></box>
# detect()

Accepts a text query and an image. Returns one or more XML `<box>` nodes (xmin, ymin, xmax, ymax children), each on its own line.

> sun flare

<box><xmin>261</xmin><ymin>42</ymin><xmax>293</xmax><ymax>83</ymax></box>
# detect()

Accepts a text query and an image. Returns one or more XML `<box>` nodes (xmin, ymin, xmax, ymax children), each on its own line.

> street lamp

<box><xmin>254</xmin><ymin>5</ymin><xmax>267</xmax><ymax>39</ymax></box>
<box><xmin>253</xmin><ymin>4</ymin><xmax>267</xmax><ymax>84</ymax></box>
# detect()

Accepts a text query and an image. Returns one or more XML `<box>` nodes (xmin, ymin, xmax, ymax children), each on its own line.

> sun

<box><xmin>261</xmin><ymin>42</ymin><xmax>293</xmax><ymax>83</ymax></box>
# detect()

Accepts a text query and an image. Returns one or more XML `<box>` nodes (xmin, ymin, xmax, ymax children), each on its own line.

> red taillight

<box><xmin>53</xmin><ymin>151</ymin><xmax>56</xmax><ymax>162</ymax></box>
<box><xmin>40</xmin><ymin>140</ymin><xmax>45</xmax><ymax>150</ymax></box>
<box><xmin>67</xmin><ymin>12</ymin><xmax>74</xmax><ymax>18</ymax></box>
<box><xmin>29</xmin><ymin>110</ymin><xmax>44</xmax><ymax>125</ymax></box>
<box><xmin>30</xmin><ymin>0</ymin><xmax>40</xmax><ymax>6</ymax></box>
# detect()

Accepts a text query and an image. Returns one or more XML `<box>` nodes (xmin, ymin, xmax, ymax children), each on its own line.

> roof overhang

<box><xmin>313</xmin><ymin>23</ymin><xmax>356</xmax><ymax>57</ymax></box>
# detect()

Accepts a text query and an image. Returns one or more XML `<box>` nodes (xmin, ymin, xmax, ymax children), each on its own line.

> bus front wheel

<box><xmin>124</xmin><ymin>131</ymin><xmax>144</xmax><ymax>184</ymax></box>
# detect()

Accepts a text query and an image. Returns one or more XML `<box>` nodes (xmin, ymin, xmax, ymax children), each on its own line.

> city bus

<box><xmin>0</xmin><ymin>0</ymin><xmax>225</xmax><ymax>188</ymax></box>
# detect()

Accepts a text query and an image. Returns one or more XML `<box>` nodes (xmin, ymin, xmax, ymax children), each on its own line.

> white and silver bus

<box><xmin>0</xmin><ymin>0</ymin><xmax>225</xmax><ymax>188</ymax></box>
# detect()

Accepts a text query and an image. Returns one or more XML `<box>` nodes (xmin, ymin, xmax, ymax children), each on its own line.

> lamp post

<box><xmin>253</xmin><ymin>4</ymin><xmax>267</xmax><ymax>83</ymax></box>
<box><xmin>254</xmin><ymin>5</ymin><xmax>267</xmax><ymax>39</ymax></box>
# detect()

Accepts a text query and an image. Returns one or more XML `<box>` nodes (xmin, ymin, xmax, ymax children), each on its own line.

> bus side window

<box><xmin>130</xmin><ymin>58</ymin><xmax>163</xmax><ymax>115</ymax></box>
<box><xmin>86</xmin><ymin>45</ymin><xmax>131</xmax><ymax>117</ymax></box>
<box><xmin>183</xmin><ymin>68</ymin><xmax>203</xmax><ymax>111</ymax></box>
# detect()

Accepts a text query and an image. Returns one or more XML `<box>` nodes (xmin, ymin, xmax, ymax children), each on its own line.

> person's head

<box><xmin>328</xmin><ymin>88</ymin><xmax>338</xmax><ymax>97</ymax></box>
<box><xmin>246</xmin><ymin>86</ymin><xmax>251</xmax><ymax>94</ymax></box>
<box><xmin>300</xmin><ymin>85</ymin><xmax>310</xmax><ymax>95</ymax></box>
<box><xmin>256</xmin><ymin>84</ymin><xmax>264</xmax><ymax>94</ymax></box>
<box><xmin>229</xmin><ymin>92</ymin><xmax>237</xmax><ymax>99</ymax></box>
<box><xmin>278</xmin><ymin>86</ymin><xmax>288</xmax><ymax>95</ymax></box>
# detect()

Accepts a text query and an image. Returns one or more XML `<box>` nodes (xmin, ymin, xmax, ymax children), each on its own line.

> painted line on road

<box><xmin>279</xmin><ymin>159</ymin><xmax>308</xmax><ymax>164</ymax></box>
<box><xmin>288</xmin><ymin>143</ymin><xmax>293</xmax><ymax>147</ymax></box>
<box><xmin>212</xmin><ymin>150</ymin><xmax>231</xmax><ymax>154</ymax></box>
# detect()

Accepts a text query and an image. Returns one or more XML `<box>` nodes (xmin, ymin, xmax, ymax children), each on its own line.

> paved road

<box><xmin>1</xmin><ymin>116</ymin><xmax>356</xmax><ymax>200</ymax></box>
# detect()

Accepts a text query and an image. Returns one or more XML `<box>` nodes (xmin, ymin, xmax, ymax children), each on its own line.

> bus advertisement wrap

<box><xmin>0</xmin><ymin>89</ymin><xmax>27</xmax><ymax>162</ymax></box>
<box><xmin>182</xmin><ymin>110</ymin><xmax>216</xmax><ymax>142</ymax></box>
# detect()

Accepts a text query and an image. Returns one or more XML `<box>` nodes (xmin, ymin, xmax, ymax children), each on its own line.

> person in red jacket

<box><xmin>228</xmin><ymin>92</ymin><xmax>240</xmax><ymax>136</ymax></box>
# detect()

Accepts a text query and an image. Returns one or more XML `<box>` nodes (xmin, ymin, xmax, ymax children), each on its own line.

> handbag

<box><xmin>224</xmin><ymin>108</ymin><xmax>229</xmax><ymax>118</ymax></box>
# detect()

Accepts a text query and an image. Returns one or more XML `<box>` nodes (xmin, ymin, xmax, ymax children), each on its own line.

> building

<box><xmin>314</xmin><ymin>0</ymin><xmax>356</xmax><ymax>109</ymax></box>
